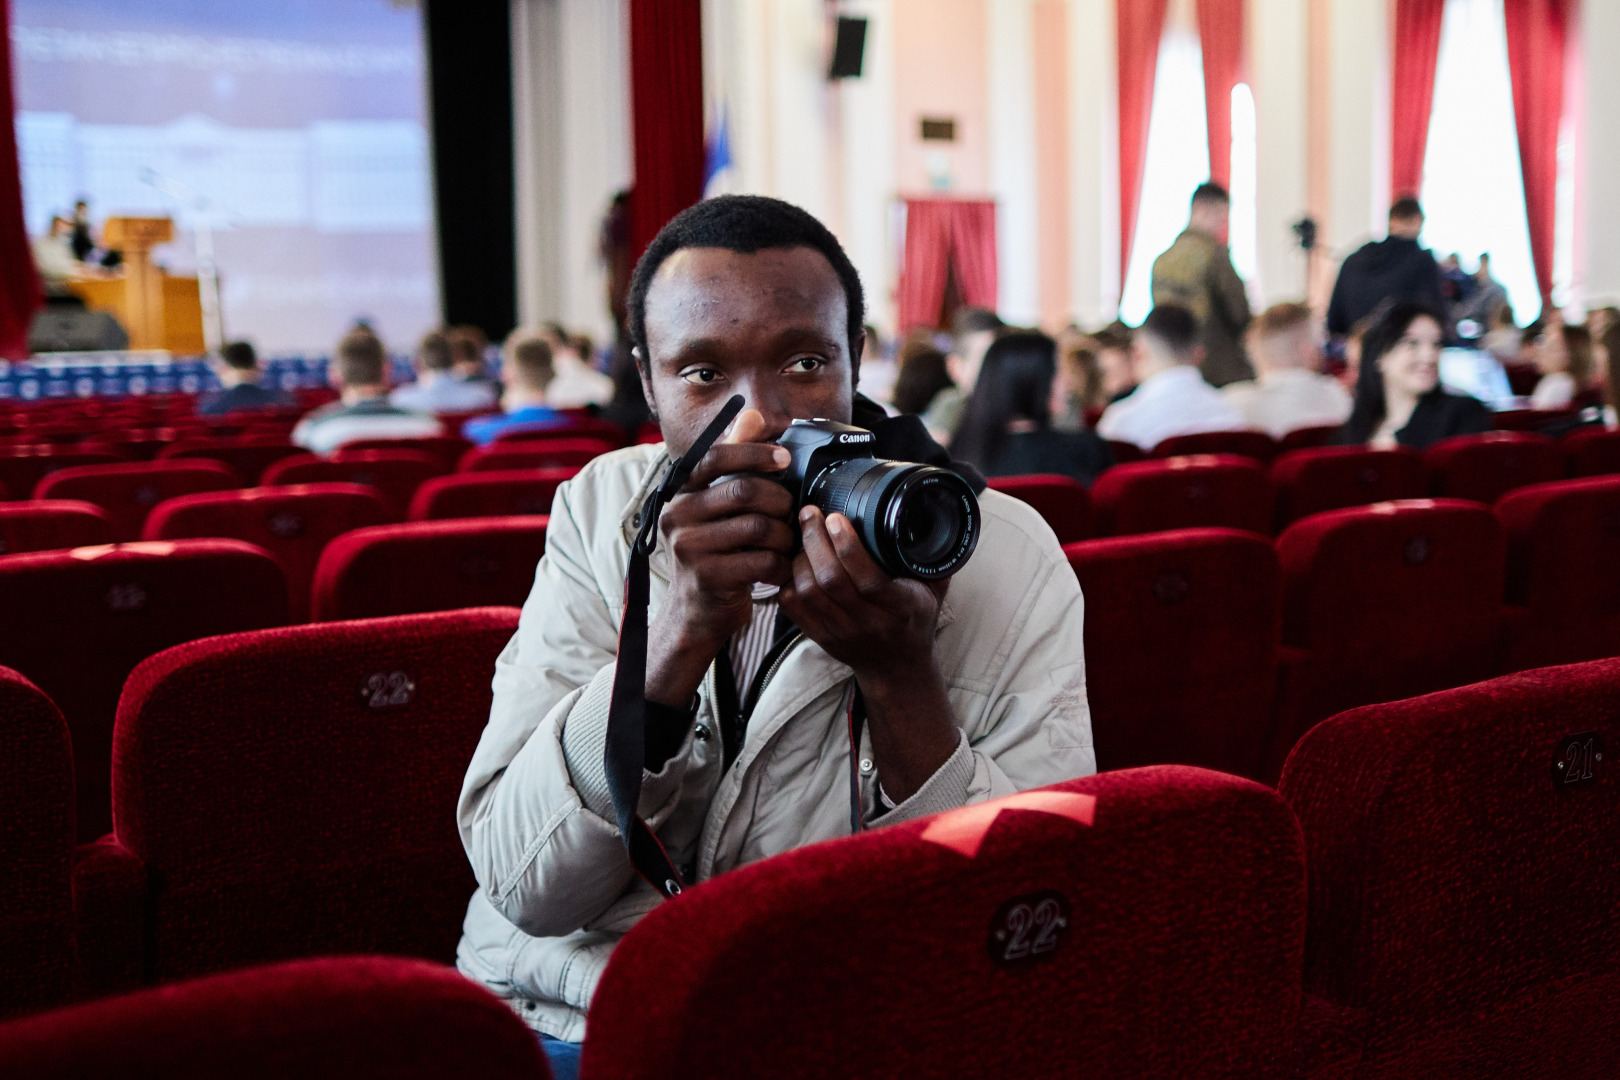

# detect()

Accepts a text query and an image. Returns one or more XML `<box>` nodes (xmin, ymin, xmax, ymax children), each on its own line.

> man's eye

<box><xmin>786</xmin><ymin>356</ymin><xmax>824</xmax><ymax>374</ymax></box>
<box><xmin>680</xmin><ymin>368</ymin><xmax>723</xmax><ymax>385</ymax></box>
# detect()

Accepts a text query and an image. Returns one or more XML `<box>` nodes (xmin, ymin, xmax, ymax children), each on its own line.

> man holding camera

<box><xmin>455</xmin><ymin>196</ymin><xmax>1094</xmax><ymax>1068</ymax></box>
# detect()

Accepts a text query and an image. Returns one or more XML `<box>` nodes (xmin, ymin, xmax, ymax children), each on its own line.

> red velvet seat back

<box><xmin>1424</xmin><ymin>431</ymin><xmax>1563</xmax><ymax>504</ymax></box>
<box><xmin>111</xmin><ymin>608</ymin><xmax>518</xmax><ymax>981</ymax></box>
<box><xmin>0</xmin><ymin>956</ymin><xmax>550</xmax><ymax>1079</ymax></box>
<box><xmin>1280</xmin><ymin>661</ymin><xmax>1620</xmax><ymax>1074</ymax></box>
<box><xmin>0</xmin><ymin>500</ymin><xmax>115</xmax><ymax>555</ymax></box>
<box><xmin>264</xmin><ymin>449</ymin><xmax>445</xmax><ymax>519</ymax></box>
<box><xmin>35</xmin><ymin>460</ymin><xmax>242</xmax><ymax>540</ymax></box>
<box><xmin>0</xmin><ymin>448</ymin><xmax>125</xmax><ymax>501</ymax></box>
<box><xmin>1152</xmin><ymin>429</ymin><xmax>1278</xmax><ymax>462</ymax></box>
<box><xmin>0</xmin><ymin>541</ymin><xmax>288</xmax><ymax>842</ymax></box>
<box><xmin>312</xmin><ymin>517</ymin><xmax>547</xmax><ymax>621</ymax></box>
<box><xmin>406</xmin><ymin>467</ymin><xmax>575</xmax><ymax>521</ymax></box>
<box><xmin>458</xmin><ymin>439</ymin><xmax>616</xmax><ymax>473</ymax></box>
<box><xmin>157</xmin><ymin>438</ymin><xmax>307</xmax><ymax>484</ymax></box>
<box><xmin>586</xmin><ymin>768</ymin><xmax>1304</xmax><ymax>1080</ymax></box>
<box><xmin>1275</xmin><ymin>499</ymin><xmax>1504</xmax><ymax>731</ymax></box>
<box><xmin>1277</xmin><ymin>423</ymin><xmax>1340</xmax><ymax>451</ymax></box>
<box><xmin>144</xmin><ymin>484</ymin><xmax>391</xmax><ymax>622</ymax></box>
<box><xmin>492</xmin><ymin>414</ymin><xmax>626</xmax><ymax>446</ymax></box>
<box><xmin>0</xmin><ymin>667</ymin><xmax>74</xmax><ymax>1020</ymax></box>
<box><xmin>986</xmin><ymin>474</ymin><xmax>1092</xmax><ymax>543</ymax></box>
<box><xmin>1563</xmin><ymin>428</ymin><xmax>1620</xmax><ymax>478</ymax></box>
<box><xmin>1065</xmin><ymin>529</ymin><xmax>1280</xmax><ymax>778</ymax></box>
<box><xmin>1270</xmin><ymin>445</ymin><xmax>1425</xmax><ymax>528</ymax></box>
<box><xmin>1495</xmin><ymin>476</ymin><xmax>1620</xmax><ymax>670</ymax></box>
<box><xmin>335</xmin><ymin>435</ymin><xmax>472</xmax><ymax>472</ymax></box>
<box><xmin>1090</xmin><ymin>454</ymin><xmax>1272</xmax><ymax>536</ymax></box>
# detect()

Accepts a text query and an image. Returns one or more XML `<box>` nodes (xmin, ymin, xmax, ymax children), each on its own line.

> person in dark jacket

<box><xmin>198</xmin><ymin>340</ymin><xmax>295</xmax><ymax>415</ymax></box>
<box><xmin>1334</xmin><ymin>301</ymin><xmax>1491</xmax><ymax>450</ymax></box>
<box><xmin>950</xmin><ymin>330</ymin><xmax>1113</xmax><ymax>484</ymax></box>
<box><xmin>1326</xmin><ymin>197</ymin><xmax>1448</xmax><ymax>340</ymax></box>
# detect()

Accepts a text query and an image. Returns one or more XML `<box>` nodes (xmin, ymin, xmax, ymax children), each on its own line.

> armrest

<box><xmin>71</xmin><ymin>835</ymin><xmax>146</xmax><ymax>1000</ymax></box>
<box><xmin>1293</xmin><ymin>991</ymin><xmax>1367</xmax><ymax>1080</ymax></box>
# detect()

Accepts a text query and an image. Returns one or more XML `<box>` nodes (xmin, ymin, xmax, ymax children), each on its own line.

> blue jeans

<box><xmin>541</xmin><ymin>1034</ymin><xmax>581</xmax><ymax>1080</ymax></box>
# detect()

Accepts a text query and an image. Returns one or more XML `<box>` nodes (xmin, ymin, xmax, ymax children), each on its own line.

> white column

<box><xmin>1322</xmin><ymin>0</ymin><xmax>1390</xmax><ymax>264</ymax></box>
<box><xmin>987</xmin><ymin>0</ymin><xmax>1041</xmax><ymax>325</ymax></box>
<box><xmin>1067</xmin><ymin>0</ymin><xmax>1118</xmax><ymax>327</ymax></box>
<box><xmin>836</xmin><ymin>0</ymin><xmax>898</xmax><ymax>335</ymax></box>
<box><xmin>1249</xmin><ymin>0</ymin><xmax>1310</xmax><ymax>305</ymax></box>
<box><xmin>510</xmin><ymin>0</ymin><xmax>563</xmax><ymax>329</ymax></box>
<box><xmin>1581</xmin><ymin>0</ymin><xmax>1620</xmax><ymax>304</ymax></box>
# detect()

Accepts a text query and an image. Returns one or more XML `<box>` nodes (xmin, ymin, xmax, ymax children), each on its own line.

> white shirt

<box><xmin>545</xmin><ymin>355</ymin><xmax>616</xmax><ymax>409</ymax></box>
<box><xmin>1095</xmin><ymin>365</ymin><xmax>1246</xmax><ymax>451</ymax></box>
<box><xmin>1529</xmin><ymin>371</ymin><xmax>1576</xmax><ymax>409</ymax></box>
<box><xmin>390</xmin><ymin>374</ymin><xmax>499</xmax><ymax>415</ymax></box>
<box><xmin>1221</xmin><ymin>368</ymin><xmax>1353</xmax><ymax>438</ymax></box>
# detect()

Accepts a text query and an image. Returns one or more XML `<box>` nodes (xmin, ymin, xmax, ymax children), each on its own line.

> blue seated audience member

<box><xmin>1333</xmin><ymin>300</ymin><xmax>1491</xmax><ymax>450</ymax></box>
<box><xmin>448</xmin><ymin>324</ymin><xmax>500</xmax><ymax>395</ymax></box>
<box><xmin>198</xmin><ymin>340</ymin><xmax>295</xmax><ymax>416</ymax></box>
<box><xmin>462</xmin><ymin>329</ymin><xmax>566</xmax><ymax>446</ymax></box>
<box><xmin>390</xmin><ymin>328</ymin><xmax>499</xmax><ymax>415</ymax></box>
<box><xmin>950</xmin><ymin>329</ymin><xmax>1113</xmax><ymax>485</ymax></box>
<box><xmin>292</xmin><ymin>327</ymin><xmax>442</xmax><ymax>454</ymax></box>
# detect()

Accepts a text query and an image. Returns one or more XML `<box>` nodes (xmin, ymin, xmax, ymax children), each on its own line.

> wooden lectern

<box><xmin>67</xmin><ymin>216</ymin><xmax>206</xmax><ymax>353</ymax></box>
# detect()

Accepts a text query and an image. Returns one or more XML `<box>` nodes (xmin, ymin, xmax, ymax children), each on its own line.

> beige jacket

<box><xmin>455</xmin><ymin>444</ymin><xmax>1095</xmax><ymax>1040</ymax></box>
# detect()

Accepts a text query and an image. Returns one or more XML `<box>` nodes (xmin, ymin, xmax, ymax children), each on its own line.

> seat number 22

<box><xmin>987</xmin><ymin>890</ymin><xmax>1071</xmax><ymax>966</ymax></box>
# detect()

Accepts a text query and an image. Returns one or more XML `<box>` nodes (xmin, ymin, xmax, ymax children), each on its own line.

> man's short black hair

<box><xmin>1390</xmin><ymin>195</ymin><xmax>1424</xmax><ymax>220</ymax></box>
<box><xmin>951</xmin><ymin>306</ymin><xmax>1003</xmax><ymax>338</ymax></box>
<box><xmin>220</xmin><ymin>340</ymin><xmax>257</xmax><ymax>371</ymax></box>
<box><xmin>628</xmin><ymin>195</ymin><xmax>866</xmax><ymax>373</ymax></box>
<box><xmin>1139</xmin><ymin>304</ymin><xmax>1202</xmax><ymax>359</ymax></box>
<box><xmin>1192</xmin><ymin>182</ymin><xmax>1230</xmax><ymax>206</ymax></box>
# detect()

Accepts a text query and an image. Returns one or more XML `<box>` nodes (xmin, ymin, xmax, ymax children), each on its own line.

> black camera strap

<box><xmin>604</xmin><ymin>394</ymin><xmax>745</xmax><ymax>899</ymax></box>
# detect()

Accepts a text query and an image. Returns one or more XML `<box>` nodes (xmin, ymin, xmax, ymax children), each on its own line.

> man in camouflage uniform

<box><xmin>1151</xmin><ymin>182</ymin><xmax>1253</xmax><ymax>387</ymax></box>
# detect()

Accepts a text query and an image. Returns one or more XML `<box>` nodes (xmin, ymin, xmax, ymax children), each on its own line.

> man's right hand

<box><xmin>644</xmin><ymin>409</ymin><xmax>795</xmax><ymax>707</ymax></box>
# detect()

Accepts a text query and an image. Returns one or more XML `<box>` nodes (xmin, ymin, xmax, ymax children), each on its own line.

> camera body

<box><xmin>774</xmin><ymin>419</ymin><xmax>979</xmax><ymax>581</ymax></box>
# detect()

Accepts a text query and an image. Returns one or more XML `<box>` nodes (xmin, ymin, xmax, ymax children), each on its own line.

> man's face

<box><xmin>639</xmin><ymin>245</ymin><xmax>855</xmax><ymax>457</ymax></box>
<box><xmin>1389</xmin><ymin>214</ymin><xmax>1424</xmax><ymax>240</ymax></box>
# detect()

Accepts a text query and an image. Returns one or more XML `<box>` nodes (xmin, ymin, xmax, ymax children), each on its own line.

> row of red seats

<box><xmin>4</xmin><ymin>653</ymin><xmax>1613</xmax><ymax>1076</ymax></box>
<box><xmin>994</xmin><ymin>429</ymin><xmax>1620</xmax><ymax>542</ymax></box>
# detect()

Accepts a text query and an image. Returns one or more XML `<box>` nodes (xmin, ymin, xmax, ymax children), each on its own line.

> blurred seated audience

<box><xmin>1453</xmin><ymin>253</ymin><xmax>1508</xmax><ymax>334</ymax></box>
<box><xmin>449</xmin><ymin>324</ymin><xmax>500</xmax><ymax>392</ymax></box>
<box><xmin>1093</xmin><ymin>321</ymin><xmax>1138</xmax><ymax>404</ymax></box>
<box><xmin>199</xmin><ymin>340</ymin><xmax>295</xmax><ymax>415</ymax></box>
<box><xmin>1529</xmin><ymin>320</ymin><xmax>1592</xmax><ymax>410</ymax></box>
<box><xmin>463</xmin><ymin>329</ymin><xmax>566</xmax><ymax>446</ymax></box>
<box><xmin>890</xmin><ymin>339</ymin><xmax>954</xmax><ymax>417</ymax></box>
<box><xmin>390</xmin><ymin>329</ymin><xmax>500</xmax><ymax>415</ymax></box>
<box><xmin>923</xmin><ymin>306</ymin><xmax>1003</xmax><ymax>441</ymax></box>
<box><xmin>1049</xmin><ymin>330</ymin><xmax>1105</xmax><ymax>431</ymax></box>
<box><xmin>1479</xmin><ymin>300</ymin><xmax>1521</xmax><ymax>365</ymax></box>
<box><xmin>539</xmin><ymin>322</ymin><xmax>614</xmax><ymax>408</ymax></box>
<box><xmin>292</xmin><ymin>327</ymin><xmax>442</xmax><ymax>454</ymax></box>
<box><xmin>1601</xmin><ymin>321</ymin><xmax>1620</xmax><ymax>428</ymax></box>
<box><xmin>950</xmin><ymin>330</ymin><xmax>1113</xmax><ymax>484</ymax></box>
<box><xmin>1333</xmin><ymin>301</ymin><xmax>1490</xmax><ymax>450</ymax></box>
<box><xmin>1095</xmin><ymin>304</ymin><xmax>1244</xmax><ymax>451</ymax></box>
<box><xmin>1222</xmin><ymin>302</ymin><xmax>1351</xmax><ymax>437</ymax></box>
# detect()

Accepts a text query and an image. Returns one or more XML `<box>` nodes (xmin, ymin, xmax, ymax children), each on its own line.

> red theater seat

<box><xmin>1564</xmin><ymin>428</ymin><xmax>1620</xmax><ymax>478</ymax></box>
<box><xmin>157</xmin><ymin>438</ymin><xmax>307</xmax><ymax>484</ymax></box>
<box><xmin>1270</xmin><ymin>445</ymin><xmax>1426</xmax><ymax>528</ymax></box>
<box><xmin>1496</xmin><ymin>476</ymin><xmax>1620</xmax><ymax>671</ymax></box>
<box><xmin>1490</xmin><ymin>407</ymin><xmax>1577</xmax><ymax>431</ymax></box>
<box><xmin>1090</xmin><ymin>454</ymin><xmax>1272</xmax><ymax>537</ymax></box>
<box><xmin>584</xmin><ymin>768</ymin><xmax>1305</xmax><ymax>1080</ymax></box>
<box><xmin>0</xmin><ymin>540</ymin><xmax>288</xmax><ymax>841</ymax></box>
<box><xmin>0</xmin><ymin>667</ymin><xmax>74</xmax><ymax>1020</ymax></box>
<box><xmin>336</xmin><ymin>435</ymin><xmax>472</xmax><ymax>473</ymax></box>
<box><xmin>264</xmin><ymin>449</ymin><xmax>445</xmax><ymax>518</ymax></box>
<box><xmin>0</xmin><ymin>448</ymin><xmax>126</xmax><ymax>501</ymax></box>
<box><xmin>0</xmin><ymin>500</ymin><xmax>115</xmax><ymax>555</ymax></box>
<box><xmin>493</xmin><ymin>414</ymin><xmax>626</xmax><ymax>446</ymax></box>
<box><xmin>459</xmin><ymin>439</ymin><xmax>616</xmax><ymax>473</ymax></box>
<box><xmin>108</xmin><ymin>608</ymin><xmax>518</xmax><ymax>981</ymax></box>
<box><xmin>1104</xmin><ymin>439</ymin><xmax>1145</xmax><ymax>464</ymax></box>
<box><xmin>1065</xmin><ymin>529</ymin><xmax>1280</xmax><ymax>779</ymax></box>
<box><xmin>1281</xmin><ymin>661</ymin><xmax>1620</xmax><ymax>1075</ymax></box>
<box><xmin>1278</xmin><ymin>423</ymin><xmax>1341</xmax><ymax>451</ymax></box>
<box><xmin>1273</xmin><ymin>500</ymin><xmax>1505</xmax><ymax>756</ymax></box>
<box><xmin>0</xmin><ymin>956</ymin><xmax>550</xmax><ymax>1079</ymax></box>
<box><xmin>1424</xmin><ymin>431</ymin><xmax>1562</xmax><ymax>504</ymax></box>
<box><xmin>312</xmin><ymin>517</ymin><xmax>547</xmax><ymax>621</ymax></box>
<box><xmin>987</xmin><ymin>474</ymin><xmax>1092</xmax><ymax>543</ymax></box>
<box><xmin>34</xmin><ymin>460</ymin><xmax>241</xmax><ymax>541</ymax></box>
<box><xmin>1152</xmin><ymin>429</ymin><xmax>1278</xmax><ymax>462</ymax></box>
<box><xmin>144</xmin><ymin>484</ymin><xmax>390</xmax><ymax>623</ymax></box>
<box><xmin>407</xmin><ymin>467</ymin><xmax>574</xmax><ymax>521</ymax></box>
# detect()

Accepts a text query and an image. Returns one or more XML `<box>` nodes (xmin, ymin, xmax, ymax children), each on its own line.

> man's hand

<box><xmin>645</xmin><ymin>409</ymin><xmax>795</xmax><ymax>707</ymax></box>
<box><xmin>778</xmin><ymin>506</ymin><xmax>960</xmax><ymax>804</ymax></box>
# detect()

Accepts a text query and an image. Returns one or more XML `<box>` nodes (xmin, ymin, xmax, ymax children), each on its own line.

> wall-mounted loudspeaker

<box><xmin>828</xmin><ymin>16</ymin><xmax>867</xmax><ymax>79</ymax></box>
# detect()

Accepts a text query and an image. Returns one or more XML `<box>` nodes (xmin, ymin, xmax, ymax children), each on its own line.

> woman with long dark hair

<box><xmin>950</xmin><ymin>330</ymin><xmax>1113</xmax><ymax>484</ymax></box>
<box><xmin>1334</xmin><ymin>301</ymin><xmax>1491</xmax><ymax>449</ymax></box>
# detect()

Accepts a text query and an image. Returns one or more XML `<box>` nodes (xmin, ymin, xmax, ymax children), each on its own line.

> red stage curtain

<box><xmin>0</xmin><ymin>0</ymin><xmax>38</xmax><ymax>359</ymax></box>
<box><xmin>1117</xmin><ymin>0</ymin><xmax>1170</xmax><ymax>290</ymax></box>
<box><xmin>1504</xmin><ymin>0</ymin><xmax>1573</xmax><ymax>306</ymax></box>
<box><xmin>897</xmin><ymin>199</ymin><xmax>998</xmax><ymax>332</ymax></box>
<box><xmin>1390</xmin><ymin>0</ymin><xmax>1446</xmax><ymax>199</ymax></box>
<box><xmin>1197</xmin><ymin>0</ymin><xmax>1246</xmax><ymax>189</ymax></box>
<box><xmin>628</xmin><ymin>0</ymin><xmax>705</xmax><ymax>265</ymax></box>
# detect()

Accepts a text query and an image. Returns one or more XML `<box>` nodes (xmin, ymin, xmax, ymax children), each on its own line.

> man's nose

<box><xmin>733</xmin><ymin>378</ymin><xmax>794</xmax><ymax>440</ymax></box>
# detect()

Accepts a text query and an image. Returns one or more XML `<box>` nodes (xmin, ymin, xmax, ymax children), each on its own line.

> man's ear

<box><xmin>633</xmin><ymin>346</ymin><xmax>659</xmax><ymax>421</ymax></box>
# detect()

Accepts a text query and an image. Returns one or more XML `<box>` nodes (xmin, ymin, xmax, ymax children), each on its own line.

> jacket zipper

<box><xmin>740</xmin><ymin>631</ymin><xmax>803</xmax><ymax>726</ymax></box>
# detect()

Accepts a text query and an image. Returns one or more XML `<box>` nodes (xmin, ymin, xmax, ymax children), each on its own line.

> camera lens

<box><xmin>806</xmin><ymin>458</ymin><xmax>979</xmax><ymax>579</ymax></box>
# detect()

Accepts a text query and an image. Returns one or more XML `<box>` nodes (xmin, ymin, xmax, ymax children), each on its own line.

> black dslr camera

<box><xmin>774</xmin><ymin>419</ymin><xmax>980</xmax><ymax>580</ymax></box>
